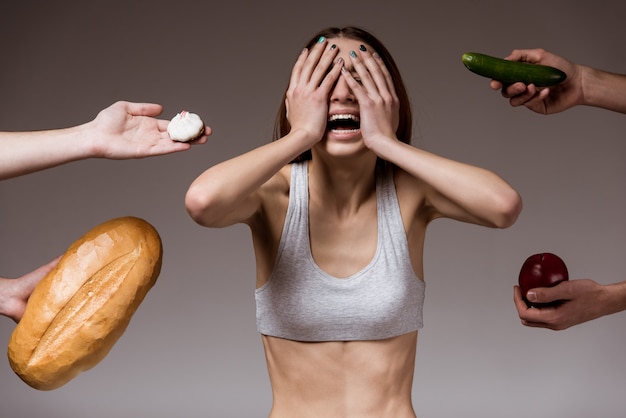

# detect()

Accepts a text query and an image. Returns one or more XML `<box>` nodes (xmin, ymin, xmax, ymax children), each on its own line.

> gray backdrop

<box><xmin>1</xmin><ymin>1</ymin><xmax>625</xmax><ymax>417</ymax></box>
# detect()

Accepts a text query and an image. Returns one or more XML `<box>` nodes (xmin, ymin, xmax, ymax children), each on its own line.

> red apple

<box><xmin>518</xmin><ymin>252</ymin><xmax>569</xmax><ymax>307</ymax></box>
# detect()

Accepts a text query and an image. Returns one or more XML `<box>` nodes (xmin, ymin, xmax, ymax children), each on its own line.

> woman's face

<box><xmin>320</xmin><ymin>37</ymin><xmax>373</xmax><ymax>158</ymax></box>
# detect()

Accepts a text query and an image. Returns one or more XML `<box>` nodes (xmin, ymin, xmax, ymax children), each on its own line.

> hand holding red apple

<box><xmin>518</xmin><ymin>252</ymin><xmax>569</xmax><ymax>307</ymax></box>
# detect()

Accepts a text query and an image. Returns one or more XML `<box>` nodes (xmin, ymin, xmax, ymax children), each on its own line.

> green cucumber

<box><xmin>462</xmin><ymin>52</ymin><xmax>566</xmax><ymax>86</ymax></box>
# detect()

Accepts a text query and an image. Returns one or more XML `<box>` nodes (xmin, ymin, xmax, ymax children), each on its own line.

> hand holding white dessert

<box><xmin>0</xmin><ymin>101</ymin><xmax>210</xmax><ymax>180</ymax></box>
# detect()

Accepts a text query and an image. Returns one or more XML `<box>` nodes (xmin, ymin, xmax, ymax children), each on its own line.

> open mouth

<box><xmin>327</xmin><ymin>114</ymin><xmax>360</xmax><ymax>133</ymax></box>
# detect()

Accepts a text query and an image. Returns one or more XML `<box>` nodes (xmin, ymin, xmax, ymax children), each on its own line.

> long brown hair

<box><xmin>273</xmin><ymin>26</ymin><xmax>413</xmax><ymax>161</ymax></box>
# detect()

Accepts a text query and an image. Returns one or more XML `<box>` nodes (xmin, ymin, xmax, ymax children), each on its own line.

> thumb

<box><xmin>526</xmin><ymin>285</ymin><xmax>563</xmax><ymax>304</ymax></box>
<box><xmin>123</xmin><ymin>101</ymin><xmax>164</xmax><ymax>117</ymax></box>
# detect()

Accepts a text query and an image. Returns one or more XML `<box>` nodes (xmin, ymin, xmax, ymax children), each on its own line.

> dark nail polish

<box><xmin>330</xmin><ymin>44</ymin><xmax>337</xmax><ymax>50</ymax></box>
<box><xmin>350</xmin><ymin>51</ymin><xmax>357</xmax><ymax>58</ymax></box>
<box><xmin>359</xmin><ymin>44</ymin><xmax>367</xmax><ymax>52</ymax></box>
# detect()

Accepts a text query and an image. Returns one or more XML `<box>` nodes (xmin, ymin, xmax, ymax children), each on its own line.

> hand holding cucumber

<box><xmin>462</xmin><ymin>51</ymin><xmax>567</xmax><ymax>87</ymax></box>
<box><xmin>466</xmin><ymin>48</ymin><xmax>585</xmax><ymax>115</ymax></box>
<box><xmin>490</xmin><ymin>49</ymin><xmax>586</xmax><ymax>115</ymax></box>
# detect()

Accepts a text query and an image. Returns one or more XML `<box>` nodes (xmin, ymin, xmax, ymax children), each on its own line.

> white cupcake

<box><xmin>167</xmin><ymin>111</ymin><xmax>205</xmax><ymax>142</ymax></box>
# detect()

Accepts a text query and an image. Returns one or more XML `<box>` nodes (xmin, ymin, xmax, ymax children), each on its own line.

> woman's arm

<box><xmin>343</xmin><ymin>48</ymin><xmax>522</xmax><ymax>229</ymax></box>
<box><xmin>387</xmin><ymin>145</ymin><xmax>521</xmax><ymax>228</ymax></box>
<box><xmin>185</xmin><ymin>38</ymin><xmax>342</xmax><ymax>228</ymax></box>
<box><xmin>185</xmin><ymin>130</ymin><xmax>313</xmax><ymax>228</ymax></box>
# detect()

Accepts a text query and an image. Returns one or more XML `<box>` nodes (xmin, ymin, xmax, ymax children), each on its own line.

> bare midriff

<box><xmin>262</xmin><ymin>331</ymin><xmax>418</xmax><ymax>418</ymax></box>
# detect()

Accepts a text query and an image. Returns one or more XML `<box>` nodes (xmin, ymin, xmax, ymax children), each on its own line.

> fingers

<box><xmin>345</xmin><ymin>47</ymin><xmax>378</xmax><ymax>93</ymax></box>
<box><xmin>289</xmin><ymin>48</ymin><xmax>310</xmax><ymax>90</ymax></box>
<box><xmin>495</xmin><ymin>82</ymin><xmax>549</xmax><ymax>109</ymax></box>
<box><xmin>289</xmin><ymin>37</ymin><xmax>339</xmax><ymax>91</ymax></box>
<box><xmin>500</xmin><ymin>82</ymin><xmax>530</xmax><ymax>98</ymax></box>
<box><xmin>312</xmin><ymin>42</ymin><xmax>340</xmax><ymax>87</ymax></box>
<box><xmin>490</xmin><ymin>79</ymin><xmax>503</xmax><ymax>91</ymax></box>
<box><xmin>318</xmin><ymin>53</ymin><xmax>343</xmax><ymax>92</ymax></box>
<box><xmin>156</xmin><ymin>118</ymin><xmax>171</xmax><ymax>132</ymax></box>
<box><xmin>514</xmin><ymin>285</ymin><xmax>555</xmax><ymax>329</ymax></box>
<box><xmin>343</xmin><ymin>45</ymin><xmax>397</xmax><ymax>102</ymax></box>
<box><xmin>18</xmin><ymin>256</ymin><xmax>61</xmax><ymax>295</ymax></box>
<box><xmin>513</xmin><ymin>87</ymin><xmax>550</xmax><ymax>108</ymax></box>
<box><xmin>529</xmin><ymin>282</ymin><xmax>572</xmax><ymax>305</ymax></box>
<box><xmin>300</xmin><ymin>37</ymin><xmax>328</xmax><ymax>83</ymax></box>
<box><xmin>513</xmin><ymin>285</ymin><xmax>529</xmax><ymax>311</ymax></box>
<box><xmin>505</xmin><ymin>48</ymin><xmax>545</xmax><ymax>65</ymax></box>
<box><xmin>119</xmin><ymin>101</ymin><xmax>164</xmax><ymax>117</ymax></box>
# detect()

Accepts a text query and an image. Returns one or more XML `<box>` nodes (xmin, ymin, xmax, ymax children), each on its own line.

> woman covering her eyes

<box><xmin>186</xmin><ymin>26</ymin><xmax>522</xmax><ymax>417</ymax></box>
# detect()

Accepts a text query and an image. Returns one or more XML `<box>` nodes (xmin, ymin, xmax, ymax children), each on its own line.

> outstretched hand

<box><xmin>513</xmin><ymin>279</ymin><xmax>619</xmax><ymax>330</ymax></box>
<box><xmin>89</xmin><ymin>101</ymin><xmax>210</xmax><ymax>159</ymax></box>
<box><xmin>490</xmin><ymin>49</ymin><xmax>582</xmax><ymax>115</ymax></box>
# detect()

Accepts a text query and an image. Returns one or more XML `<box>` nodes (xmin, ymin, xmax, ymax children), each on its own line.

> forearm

<box><xmin>186</xmin><ymin>130</ymin><xmax>312</xmax><ymax>227</ymax></box>
<box><xmin>581</xmin><ymin>66</ymin><xmax>626</xmax><ymax>113</ymax></box>
<box><xmin>377</xmin><ymin>140</ymin><xmax>522</xmax><ymax>228</ymax></box>
<box><xmin>0</xmin><ymin>124</ymin><xmax>94</xmax><ymax>180</ymax></box>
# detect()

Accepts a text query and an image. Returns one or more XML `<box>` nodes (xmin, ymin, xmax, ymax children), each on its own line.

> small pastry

<box><xmin>167</xmin><ymin>111</ymin><xmax>205</xmax><ymax>142</ymax></box>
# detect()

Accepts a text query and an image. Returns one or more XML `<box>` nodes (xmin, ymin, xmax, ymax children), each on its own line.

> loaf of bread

<box><xmin>7</xmin><ymin>216</ymin><xmax>162</xmax><ymax>390</ymax></box>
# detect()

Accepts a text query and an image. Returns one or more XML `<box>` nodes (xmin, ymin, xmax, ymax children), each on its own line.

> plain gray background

<box><xmin>1</xmin><ymin>1</ymin><xmax>625</xmax><ymax>417</ymax></box>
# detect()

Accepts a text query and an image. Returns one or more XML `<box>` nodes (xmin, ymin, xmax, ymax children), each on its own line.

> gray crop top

<box><xmin>255</xmin><ymin>161</ymin><xmax>425</xmax><ymax>342</ymax></box>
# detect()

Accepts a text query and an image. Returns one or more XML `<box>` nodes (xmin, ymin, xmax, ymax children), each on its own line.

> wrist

<box><xmin>606</xmin><ymin>281</ymin><xmax>626</xmax><ymax>315</ymax></box>
<box><xmin>367</xmin><ymin>134</ymin><xmax>407</xmax><ymax>162</ymax></box>
<box><xmin>75</xmin><ymin>120</ymin><xmax>105</xmax><ymax>158</ymax></box>
<box><xmin>581</xmin><ymin>66</ymin><xmax>604</xmax><ymax>108</ymax></box>
<box><xmin>286</xmin><ymin>127</ymin><xmax>321</xmax><ymax>151</ymax></box>
<box><xmin>581</xmin><ymin>66</ymin><xmax>626</xmax><ymax>113</ymax></box>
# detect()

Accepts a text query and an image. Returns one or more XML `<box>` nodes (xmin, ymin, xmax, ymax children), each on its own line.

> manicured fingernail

<box><xmin>359</xmin><ymin>44</ymin><xmax>367</xmax><ymax>52</ymax></box>
<box><xmin>317</xmin><ymin>36</ymin><xmax>326</xmax><ymax>43</ymax></box>
<box><xmin>336</xmin><ymin>57</ymin><xmax>344</xmax><ymax>65</ymax></box>
<box><xmin>330</xmin><ymin>44</ymin><xmax>337</xmax><ymax>50</ymax></box>
<box><xmin>373</xmin><ymin>52</ymin><xmax>380</xmax><ymax>59</ymax></box>
<box><xmin>526</xmin><ymin>291</ymin><xmax>537</xmax><ymax>302</ymax></box>
<box><xmin>350</xmin><ymin>51</ymin><xmax>357</xmax><ymax>58</ymax></box>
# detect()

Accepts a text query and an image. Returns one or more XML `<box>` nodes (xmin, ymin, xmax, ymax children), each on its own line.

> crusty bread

<box><xmin>7</xmin><ymin>216</ymin><xmax>162</xmax><ymax>390</ymax></box>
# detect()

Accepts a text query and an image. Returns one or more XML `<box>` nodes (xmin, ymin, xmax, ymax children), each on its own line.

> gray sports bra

<box><xmin>255</xmin><ymin>161</ymin><xmax>425</xmax><ymax>342</ymax></box>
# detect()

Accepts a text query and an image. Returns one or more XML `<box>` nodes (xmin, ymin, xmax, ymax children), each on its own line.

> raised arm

<box><xmin>185</xmin><ymin>38</ymin><xmax>342</xmax><ymax>228</ymax></box>
<box><xmin>343</xmin><ymin>46</ymin><xmax>522</xmax><ymax>229</ymax></box>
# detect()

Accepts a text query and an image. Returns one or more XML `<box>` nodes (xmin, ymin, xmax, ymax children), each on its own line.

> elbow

<box><xmin>185</xmin><ymin>180</ymin><xmax>245</xmax><ymax>228</ymax></box>
<box><xmin>493</xmin><ymin>190</ymin><xmax>523</xmax><ymax>229</ymax></box>
<box><xmin>185</xmin><ymin>184</ymin><xmax>214</xmax><ymax>226</ymax></box>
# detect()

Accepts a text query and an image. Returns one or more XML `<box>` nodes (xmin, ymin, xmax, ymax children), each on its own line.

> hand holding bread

<box><xmin>7</xmin><ymin>216</ymin><xmax>162</xmax><ymax>390</ymax></box>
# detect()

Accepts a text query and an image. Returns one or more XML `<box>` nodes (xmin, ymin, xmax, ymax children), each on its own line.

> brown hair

<box><xmin>273</xmin><ymin>26</ymin><xmax>413</xmax><ymax>161</ymax></box>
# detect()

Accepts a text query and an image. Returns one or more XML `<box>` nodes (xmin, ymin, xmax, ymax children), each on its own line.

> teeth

<box><xmin>328</xmin><ymin>114</ymin><xmax>360</xmax><ymax>122</ymax></box>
